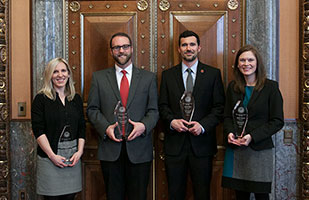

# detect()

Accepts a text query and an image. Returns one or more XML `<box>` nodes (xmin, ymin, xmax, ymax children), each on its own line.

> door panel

<box><xmin>82</xmin><ymin>14</ymin><xmax>137</xmax><ymax>101</ymax></box>
<box><xmin>68</xmin><ymin>0</ymin><xmax>152</xmax><ymax>96</ymax></box>
<box><xmin>67</xmin><ymin>0</ymin><xmax>243</xmax><ymax>199</ymax></box>
<box><xmin>170</xmin><ymin>11</ymin><xmax>226</xmax><ymax>78</ymax></box>
<box><xmin>83</xmin><ymin>163</ymin><xmax>106</xmax><ymax>200</ymax></box>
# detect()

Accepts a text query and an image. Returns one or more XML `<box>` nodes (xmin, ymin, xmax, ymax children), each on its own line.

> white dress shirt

<box><xmin>115</xmin><ymin>63</ymin><xmax>133</xmax><ymax>90</ymax></box>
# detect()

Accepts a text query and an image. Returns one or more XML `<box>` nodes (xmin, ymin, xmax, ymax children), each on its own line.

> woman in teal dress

<box><xmin>221</xmin><ymin>45</ymin><xmax>284</xmax><ymax>200</ymax></box>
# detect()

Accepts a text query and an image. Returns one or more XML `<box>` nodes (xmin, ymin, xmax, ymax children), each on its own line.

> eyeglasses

<box><xmin>111</xmin><ymin>44</ymin><xmax>131</xmax><ymax>52</ymax></box>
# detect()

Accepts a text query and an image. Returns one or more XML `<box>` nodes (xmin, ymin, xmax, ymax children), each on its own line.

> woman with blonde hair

<box><xmin>31</xmin><ymin>57</ymin><xmax>85</xmax><ymax>200</ymax></box>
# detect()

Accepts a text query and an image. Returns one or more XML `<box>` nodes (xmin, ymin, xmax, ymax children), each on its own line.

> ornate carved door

<box><xmin>67</xmin><ymin>0</ymin><xmax>243</xmax><ymax>199</ymax></box>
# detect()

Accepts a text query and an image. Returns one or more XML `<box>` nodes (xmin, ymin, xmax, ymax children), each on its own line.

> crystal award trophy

<box><xmin>57</xmin><ymin>125</ymin><xmax>77</xmax><ymax>165</ymax></box>
<box><xmin>232</xmin><ymin>100</ymin><xmax>248</xmax><ymax>138</ymax></box>
<box><xmin>114</xmin><ymin>101</ymin><xmax>129</xmax><ymax>139</ymax></box>
<box><xmin>180</xmin><ymin>91</ymin><xmax>195</xmax><ymax>126</ymax></box>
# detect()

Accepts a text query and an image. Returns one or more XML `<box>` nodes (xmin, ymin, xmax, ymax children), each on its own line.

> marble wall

<box><xmin>32</xmin><ymin>0</ymin><xmax>64</xmax><ymax>94</ymax></box>
<box><xmin>10</xmin><ymin>122</ymin><xmax>36</xmax><ymax>200</ymax></box>
<box><xmin>246</xmin><ymin>0</ymin><xmax>279</xmax><ymax>80</ymax></box>
<box><xmin>274</xmin><ymin>121</ymin><xmax>300</xmax><ymax>199</ymax></box>
<box><xmin>9</xmin><ymin>0</ymin><xmax>299</xmax><ymax>199</ymax></box>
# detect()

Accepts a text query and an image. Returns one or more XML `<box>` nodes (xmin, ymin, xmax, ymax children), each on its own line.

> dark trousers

<box><xmin>165</xmin><ymin>137</ymin><xmax>213</xmax><ymax>200</ymax></box>
<box><xmin>43</xmin><ymin>193</ymin><xmax>76</xmax><ymax>200</ymax></box>
<box><xmin>235</xmin><ymin>190</ymin><xmax>270</xmax><ymax>200</ymax></box>
<box><xmin>100</xmin><ymin>142</ymin><xmax>151</xmax><ymax>200</ymax></box>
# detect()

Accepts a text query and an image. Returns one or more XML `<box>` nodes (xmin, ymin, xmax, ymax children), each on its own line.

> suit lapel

<box><xmin>126</xmin><ymin>66</ymin><xmax>140</xmax><ymax>108</ymax></box>
<box><xmin>175</xmin><ymin>64</ymin><xmax>185</xmax><ymax>94</ymax></box>
<box><xmin>106</xmin><ymin>67</ymin><xmax>121</xmax><ymax>101</ymax></box>
<box><xmin>247</xmin><ymin>88</ymin><xmax>260</xmax><ymax>109</ymax></box>
<box><xmin>193</xmin><ymin>62</ymin><xmax>205</xmax><ymax>96</ymax></box>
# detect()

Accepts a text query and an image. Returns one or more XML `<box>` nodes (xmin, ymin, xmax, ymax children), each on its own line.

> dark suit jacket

<box><xmin>223</xmin><ymin>79</ymin><xmax>284</xmax><ymax>150</ymax></box>
<box><xmin>87</xmin><ymin>66</ymin><xmax>159</xmax><ymax>164</ymax></box>
<box><xmin>159</xmin><ymin>61</ymin><xmax>225</xmax><ymax>157</ymax></box>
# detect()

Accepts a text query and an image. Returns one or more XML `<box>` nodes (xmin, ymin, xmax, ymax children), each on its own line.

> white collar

<box><xmin>181</xmin><ymin>60</ymin><xmax>198</xmax><ymax>74</ymax></box>
<box><xmin>115</xmin><ymin>63</ymin><xmax>133</xmax><ymax>74</ymax></box>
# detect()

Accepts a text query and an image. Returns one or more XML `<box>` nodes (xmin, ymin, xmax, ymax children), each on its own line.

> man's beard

<box><xmin>113</xmin><ymin>52</ymin><xmax>132</xmax><ymax>66</ymax></box>
<box><xmin>183</xmin><ymin>52</ymin><xmax>197</xmax><ymax>62</ymax></box>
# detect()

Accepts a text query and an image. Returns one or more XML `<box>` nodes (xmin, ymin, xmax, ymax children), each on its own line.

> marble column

<box><xmin>246</xmin><ymin>0</ymin><xmax>279</xmax><ymax>80</ymax></box>
<box><xmin>32</xmin><ymin>0</ymin><xmax>64</xmax><ymax>93</ymax></box>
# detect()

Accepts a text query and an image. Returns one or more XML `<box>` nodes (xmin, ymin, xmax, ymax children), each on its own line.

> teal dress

<box><xmin>222</xmin><ymin>86</ymin><xmax>273</xmax><ymax>193</ymax></box>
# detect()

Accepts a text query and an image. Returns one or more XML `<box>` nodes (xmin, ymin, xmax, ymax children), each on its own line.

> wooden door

<box><xmin>67</xmin><ymin>0</ymin><xmax>243</xmax><ymax>199</ymax></box>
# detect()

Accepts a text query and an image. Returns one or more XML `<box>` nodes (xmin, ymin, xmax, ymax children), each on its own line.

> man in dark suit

<box><xmin>159</xmin><ymin>30</ymin><xmax>225</xmax><ymax>200</ymax></box>
<box><xmin>87</xmin><ymin>32</ymin><xmax>159</xmax><ymax>200</ymax></box>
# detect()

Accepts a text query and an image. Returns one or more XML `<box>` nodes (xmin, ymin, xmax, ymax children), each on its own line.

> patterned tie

<box><xmin>186</xmin><ymin>68</ymin><xmax>193</xmax><ymax>92</ymax></box>
<box><xmin>120</xmin><ymin>70</ymin><xmax>129</xmax><ymax>107</ymax></box>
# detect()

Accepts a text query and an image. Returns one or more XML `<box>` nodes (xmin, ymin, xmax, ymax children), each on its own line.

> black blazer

<box><xmin>159</xmin><ymin>62</ymin><xmax>225</xmax><ymax>157</ymax></box>
<box><xmin>223</xmin><ymin>79</ymin><xmax>284</xmax><ymax>150</ymax></box>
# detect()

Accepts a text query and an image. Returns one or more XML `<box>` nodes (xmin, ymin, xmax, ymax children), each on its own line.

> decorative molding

<box><xmin>0</xmin><ymin>0</ymin><xmax>8</xmax><ymax>199</ymax></box>
<box><xmin>137</xmin><ymin>0</ymin><xmax>148</xmax><ymax>11</ymax></box>
<box><xmin>148</xmin><ymin>0</ymin><xmax>154</xmax><ymax>73</ymax></box>
<box><xmin>0</xmin><ymin>14</ymin><xmax>6</xmax><ymax>37</ymax></box>
<box><xmin>301</xmin><ymin>1</ymin><xmax>309</xmax><ymax>198</ymax></box>
<box><xmin>0</xmin><ymin>45</ymin><xmax>6</xmax><ymax>63</ymax></box>
<box><xmin>64</xmin><ymin>0</ymin><xmax>69</xmax><ymax>61</ymax></box>
<box><xmin>69</xmin><ymin>1</ymin><xmax>80</xmax><ymax>12</ymax></box>
<box><xmin>159</xmin><ymin>0</ymin><xmax>170</xmax><ymax>12</ymax></box>
<box><xmin>227</xmin><ymin>0</ymin><xmax>239</xmax><ymax>10</ymax></box>
<box><xmin>152</xmin><ymin>0</ymin><xmax>158</xmax><ymax>74</ymax></box>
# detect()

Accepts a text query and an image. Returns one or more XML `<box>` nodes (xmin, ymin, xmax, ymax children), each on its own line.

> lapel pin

<box><xmin>201</xmin><ymin>69</ymin><xmax>204</xmax><ymax>73</ymax></box>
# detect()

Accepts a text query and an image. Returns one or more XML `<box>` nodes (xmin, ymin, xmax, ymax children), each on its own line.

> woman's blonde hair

<box><xmin>39</xmin><ymin>57</ymin><xmax>76</xmax><ymax>101</ymax></box>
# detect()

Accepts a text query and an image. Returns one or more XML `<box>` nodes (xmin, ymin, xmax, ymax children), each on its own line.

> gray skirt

<box><xmin>36</xmin><ymin>155</ymin><xmax>82</xmax><ymax>196</ymax></box>
<box><xmin>222</xmin><ymin>146</ymin><xmax>273</xmax><ymax>193</ymax></box>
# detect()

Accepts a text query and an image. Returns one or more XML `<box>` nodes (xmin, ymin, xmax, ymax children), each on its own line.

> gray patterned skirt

<box><xmin>36</xmin><ymin>155</ymin><xmax>82</xmax><ymax>196</ymax></box>
<box><xmin>221</xmin><ymin>146</ymin><xmax>273</xmax><ymax>193</ymax></box>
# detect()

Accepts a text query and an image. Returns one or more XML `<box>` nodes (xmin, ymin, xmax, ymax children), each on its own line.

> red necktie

<box><xmin>120</xmin><ymin>70</ymin><xmax>129</xmax><ymax>108</ymax></box>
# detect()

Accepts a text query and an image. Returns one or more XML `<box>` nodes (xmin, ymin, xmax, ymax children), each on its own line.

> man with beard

<box><xmin>87</xmin><ymin>32</ymin><xmax>159</xmax><ymax>200</ymax></box>
<box><xmin>159</xmin><ymin>30</ymin><xmax>225</xmax><ymax>200</ymax></box>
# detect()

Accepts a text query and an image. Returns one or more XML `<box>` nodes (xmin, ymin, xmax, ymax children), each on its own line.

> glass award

<box><xmin>180</xmin><ymin>91</ymin><xmax>195</xmax><ymax>125</ymax></box>
<box><xmin>57</xmin><ymin>125</ymin><xmax>77</xmax><ymax>165</ymax></box>
<box><xmin>232</xmin><ymin>100</ymin><xmax>248</xmax><ymax>138</ymax></box>
<box><xmin>114</xmin><ymin>101</ymin><xmax>129</xmax><ymax>139</ymax></box>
